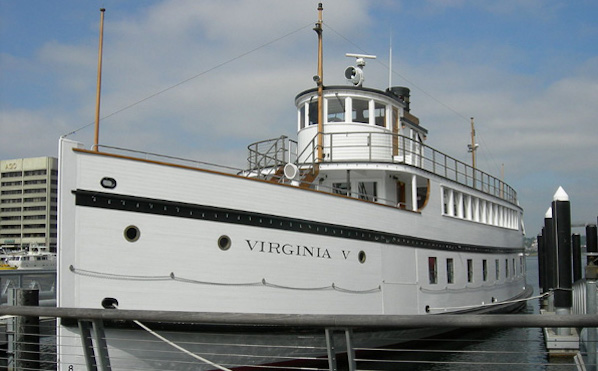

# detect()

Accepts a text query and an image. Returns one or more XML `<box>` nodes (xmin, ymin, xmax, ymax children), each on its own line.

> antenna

<box><xmin>344</xmin><ymin>53</ymin><xmax>376</xmax><ymax>87</ymax></box>
<box><xmin>388</xmin><ymin>32</ymin><xmax>392</xmax><ymax>89</ymax></box>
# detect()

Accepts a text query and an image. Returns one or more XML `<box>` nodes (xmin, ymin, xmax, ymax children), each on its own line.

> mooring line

<box><xmin>133</xmin><ymin>319</ymin><xmax>233</xmax><ymax>371</ymax></box>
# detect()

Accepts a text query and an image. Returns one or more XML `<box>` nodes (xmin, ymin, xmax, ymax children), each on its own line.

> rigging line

<box><xmin>62</xmin><ymin>21</ymin><xmax>314</xmax><ymax>138</ymax></box>
<box><xmin>134</xmin><ymin>320</ymin><xmax>233</xmax><ymax>371</ymax></box>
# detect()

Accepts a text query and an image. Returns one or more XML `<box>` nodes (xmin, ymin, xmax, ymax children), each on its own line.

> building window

<box><xmin>467</xmin><ymin>259</ymin><xmax>473</xmax><ymax>283</ymax></box>
<box><xmin>446</xmin><ymin>258</ymin><xmax>454</xmax><ymax>284</ymax></box>
<box><xmin>428</xmin><ymin>257</ymin><xmax>438</xmax><ymax>284</ymax></box>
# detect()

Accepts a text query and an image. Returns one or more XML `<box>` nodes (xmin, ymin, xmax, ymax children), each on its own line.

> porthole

<box><xmin>358</xmin><ymin>250</ymin><xmax>366</xmax><ymax>264</ymax></box>
<box><xmin>218</xmin><ymin>235</ymin><xmax>231</xmax><ymax>251</ymax></box>
<box><xmin>124</xmin><ymin>225</ymin><xmax>140</xmax><ymax>242</ymax></box>
<box><xmin>101</xmin><ymin>297</ymin><xmax>119</xmax><ymax>309</ymax></box>
<box><xmin>100</xmin><ymin>177</ymin><xmax>117</xmax><ymax>189</ymax></box>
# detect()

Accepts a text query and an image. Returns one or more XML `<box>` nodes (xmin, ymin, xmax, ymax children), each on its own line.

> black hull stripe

<box><xmin>74</xmin><ymin>189</ymin><xmax>521</xmax><ymax>254</ymax></box>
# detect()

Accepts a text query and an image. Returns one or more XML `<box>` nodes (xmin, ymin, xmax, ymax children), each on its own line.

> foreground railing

<box><xmin>1</xmin><ymin>305</ymin><xmax>597</xmax><ymax>371</ymax></box>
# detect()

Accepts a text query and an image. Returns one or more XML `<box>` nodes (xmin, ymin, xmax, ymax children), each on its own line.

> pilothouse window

<box><xmin>352</xmin><ymin>99</ymin><xmax>369</xmax><ymax>124</ymax></box>
<box><xmin>308</xmin><ymin>99</ymin><xmax>318</xmax><ymax>126</ymax></box>
<box><xmin>374</xmin><ymin>102</ymin><xmax>386</xmax><ymax>127</ymax></box>
<box><xmin>327</xmin><ymin>95</ymin><xmax>345</xmax><ymax>122</ymax></box>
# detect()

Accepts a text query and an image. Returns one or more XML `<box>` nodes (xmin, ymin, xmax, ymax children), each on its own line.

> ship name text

<box><xmin>246</xmin><ymin>239</ymin><xmax>353</xmax><ymax>260</ymax></box>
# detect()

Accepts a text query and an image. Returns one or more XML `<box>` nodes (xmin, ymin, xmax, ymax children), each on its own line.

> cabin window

<box><xmin>327</xmin><ymin>95</ymin><xmax>345</xmax><ymax>122</ymax></box>
<box><xmin>352</xmin><ymin>98</ymin><xmax>369</xmax><ymax>124</ymax></box>
<box><xmin>505</xmin><ymin>259</ymin><xmax>509</xmax><ymax>278</ymax></box>
<box><xmin>428</xmin><ymin>257</ymin><xmax>438</xmax><ymax>284</ymax></box>
<box><xmin>308</xmin><ymin>99</ymin><xmax>318</xmax><ymax>126</ymax></box>
<box><xmin>374</xmin><ymin>102</ymin><xmax>386</xmax><ymax>127</ymax></box>
<box><xmin>357</xmin><ymin>182</ymin><xmax>377</xmax><ymax>202</ymax></box>
<box><xmin>299</xmin><ymin>104</ymin><xmax>306</xmax><ymax>129</ymax></box>
<box><xmin>495</xmin><ymin>259</ymin><xmax>500</xmax><ymax>280</ymax></box>
<box><xmin>446</xmin><ymin>258</ymin><xmax>454</xmax><ymax>284</ymax></box>
<box><xmin>519</xmin><ymin>256</ymin><xmax>525</xmax><ymax>276</ymax></box>
<box><xmin>482</xmin><ymin>259</ymin><xmax>488</xmax><ymax>281</ymax></box>
<box><xmin>332</xmin><ymin>182</ymin><xmax>349</xmax><ymax>196</ymax></box>
<box><xmin>467</xmin><ymin>259</ymin><xmax>473</xmax><ymax>283</ymax></box>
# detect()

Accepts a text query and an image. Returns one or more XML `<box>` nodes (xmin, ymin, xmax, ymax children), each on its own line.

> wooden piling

<box><xmin>10</xmin><ymin>289</ymin><xmax>40</xmax><ymax>371</ymax></box>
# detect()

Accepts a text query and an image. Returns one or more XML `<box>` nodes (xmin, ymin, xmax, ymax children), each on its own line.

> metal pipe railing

<box><xmin>1</xmin><ymin>306</ymin><xmax>598</xmax><ymax>328</ymax></box>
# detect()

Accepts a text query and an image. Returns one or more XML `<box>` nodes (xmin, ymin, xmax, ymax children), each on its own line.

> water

<box><xmin>3</xmin><ymin>258</ymin><xmax>584</xmax><ymax>370</ymax></box>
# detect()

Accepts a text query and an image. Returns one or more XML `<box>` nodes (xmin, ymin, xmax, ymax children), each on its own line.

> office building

<box><xmin>0</xmin><ymin>157</ymin><xmax>58</xmax><ymax>251</ymax></box>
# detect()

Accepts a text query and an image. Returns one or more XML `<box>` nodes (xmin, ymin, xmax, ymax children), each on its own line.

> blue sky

<box><xmin>1</xmin><ymin>0</ymin><xmax>597</xmax><ymax>236</ymax></box>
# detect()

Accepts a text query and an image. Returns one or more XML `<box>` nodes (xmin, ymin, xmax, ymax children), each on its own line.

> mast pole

<box><xmin>470</xmin><ymin>117</ymin><xmax>476</xmax><ymax>169</ymax></box>
<box><xmin>93</xmin><ymin>8</ymin><xmax>106</xmax><ymax>152</ymax></box>
<box><xmin>314</xmin><ymin>3</ymin><xmax>324</xmax><ymax>164</ymax></box>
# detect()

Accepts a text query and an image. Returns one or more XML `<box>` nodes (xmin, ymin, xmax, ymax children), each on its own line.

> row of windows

<box><xmin>1</xmin><ymin>179</ymin><xmax>54</xmax><ymax>187</ymax></box>
<box><xmin>0</xmin><ymin>233</ymin><xmax>55</xmax><ymax>238</ymax></box>
<box><xmin>299</xmin><ymin>96</ymin><xmax>388</xmax><ymax>129</ymax></box>
<box><xmin>0</xmin><ymin>197</ymin><xmax>57</xmax><ymax>204</ymax></box>
<box><xmin>1</xmin><ymin>169</ymin><xmax>56</xmax><ymax>178</ymax></box>
<box><xmin>428</xmin><ymin>256</ymin><xmax>525</xmax><ymax>285</ymax></box>
<box><xmin>442</xmin><ymin>187</ymin><xmax>520</xmax><ymax>229</ymax></box>
<box><xmin>2</xmin><ymin>206</ymin><xmax>52</xmax><ymax>212</ymax></box>
<box><xmin>331</xmin><ymin>181</ymin><xmax>378</xmax><ymax>202</ymax></box>
<box><xmin>1</xmin><ymin>188</ymin><xmax>52</xmax><ymax>194</ymax></box>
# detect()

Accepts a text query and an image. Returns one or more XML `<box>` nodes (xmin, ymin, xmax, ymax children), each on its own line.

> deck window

<box><xmin>467</xmin><ymin>259</ymin><xmax>473</xmax><ymax>283</ymax></box>
<box><xmin>495</xmin><ymin>259</ymin><xmax>500</xmax><ymax>280</ymax></box>
<box><xmin>446</xmin><ymin>258</ymin><xmax>454</xmax><ymax>284</ymax></box>
<box><xmin>357</xmin><ymin>182</ymin><xmax>377</xmax><ymax>202</ymax></box>
<box><xmin>482</xmin><ymin>259</ymin><xmax>488</xmax><ymax>281</ymax></box>
<box><xmin>332</xmin><ymin>182</ymin><xmax>349</xmax><ymax>196</ymax></box>
<box><xmin>428</xmin><ymin>257</ymin><xmax>438</xmax><ymax>284</ymax></box>
<box><xmin>505</xmin><ymin>259</ymin><xmax>509</xmax><ymax>278</ymax></box>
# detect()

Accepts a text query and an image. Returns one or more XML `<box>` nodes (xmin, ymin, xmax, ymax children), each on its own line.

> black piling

<box><xmin>537</xmin><ymin>233</ymin><xmax>546</xmax><ymax>293</ymax></box>
<box><xmin>552</xmin><ymin>187</ymin><xmax>572</xmax><ymax>309</ymax></box>
<box><xmin>587</xmin><ymin>224</ymin><xmax>597</xmax><ymax>266</ymax></box>
<box><xmin>544</xmin><ymin>208</ymin><xmax>556</xmax><ymax>295</ymax></box>
<box><xmin>572</xmin><ymin>234</ymin><xmax>582</xmax><ymax>282</ymax></box>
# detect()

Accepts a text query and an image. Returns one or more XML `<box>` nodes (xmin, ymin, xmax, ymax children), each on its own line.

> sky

<box><xmin>1</xmin><ymin>0</ymin><xmax>597</xmax><ymax>237</ymax></box>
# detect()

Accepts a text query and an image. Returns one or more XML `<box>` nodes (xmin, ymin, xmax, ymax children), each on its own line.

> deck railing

<box><xmin>246</xmin><ymin>136</ymin><xmax>298</xmax><ymax>178</ymax></box>
<box><xmin>291</xmin><ymin>131</ymin><xmax>518</xmax><ymax>205</ymax></box>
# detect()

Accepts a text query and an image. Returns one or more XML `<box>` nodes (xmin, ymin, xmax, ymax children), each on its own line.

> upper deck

<box><xmin>247</xmin><ymin>84</ymin><xmax>518</xmax><ymax>206</ymax></box>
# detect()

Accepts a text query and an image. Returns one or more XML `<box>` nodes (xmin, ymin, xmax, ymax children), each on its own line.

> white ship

<box><xmin>57</xmin><ymin>5</ymin><xmax>530</xmax><ymax>370</ymax></box>
<box><xmin>1</xmin><ymin>244</ymin><xmax>56</xmax><ymax>270</ymax></box>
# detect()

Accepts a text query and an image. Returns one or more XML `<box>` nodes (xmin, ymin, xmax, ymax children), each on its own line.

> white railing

<box><xmin>292</xmin><ymin>131</ymin><xmax>518</xmax><ymax>205</ymax></box>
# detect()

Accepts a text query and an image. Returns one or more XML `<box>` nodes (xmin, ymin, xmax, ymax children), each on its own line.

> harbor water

<box><xmin>3</xmin><ymin>257</ymin><xmax>585</xmax><ymax>370</ymax></box>
<box><xmin>356</xmin><ymin>256</ymin><xmax>578</xmax><ymax>370</ymax></box>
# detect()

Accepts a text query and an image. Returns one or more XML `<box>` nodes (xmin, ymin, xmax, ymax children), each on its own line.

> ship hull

<box><xmin>57</xmin><ymin>139</ymin><xmax>529</xmax><ymax>369</ymax></box>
